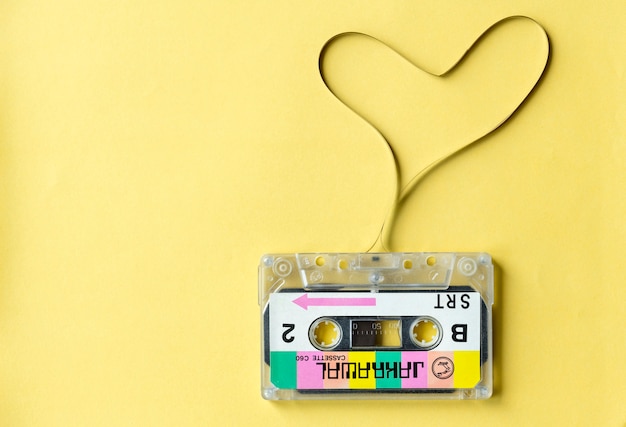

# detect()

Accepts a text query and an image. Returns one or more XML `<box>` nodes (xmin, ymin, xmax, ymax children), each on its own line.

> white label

<box><xmin>269</xmin><ymin>292</ymin><xmax>481</xmax><ymax>352</ymax></box>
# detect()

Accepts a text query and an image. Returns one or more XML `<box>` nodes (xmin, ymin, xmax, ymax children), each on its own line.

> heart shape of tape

<box><xmin>319</xmin><ymin>16</ymin><xmax>550</xmax><ymax>250</ymax></box>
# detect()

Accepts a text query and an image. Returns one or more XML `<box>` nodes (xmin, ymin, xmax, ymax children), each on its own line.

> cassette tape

<box><xmin>259</xmin><ymin>252</ymin><xmax>494</xmax><ymax>400</ymax></box>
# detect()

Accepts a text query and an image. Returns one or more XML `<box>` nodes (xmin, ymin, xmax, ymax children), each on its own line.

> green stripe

<box><xmin>270</xmin><ymin>352</ymin><xmax>297</xmax><ymax>389</ymax></box>
<box><xmin>375</xmin><ymin>352</ymin><xmax>402</xmax><ymax>389</ymax></box>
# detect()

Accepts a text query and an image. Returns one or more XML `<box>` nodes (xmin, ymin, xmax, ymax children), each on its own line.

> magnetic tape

<box><xmin>259</xmin><ymin>252</ymin><xmax>493</xmax><ymax>400</ymax></box>
<box><xmin>257</xmin><ymin>15</ymin><xmax>548</xmax><ymax>401</ymax></box>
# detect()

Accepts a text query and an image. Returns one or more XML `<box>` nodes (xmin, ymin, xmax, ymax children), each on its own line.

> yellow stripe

<box><xmin>348</xmin><ymin>352</ymin><xmax>376</xmax><ymax>389</ymax></box>
<box><xmin>453</xmin><ymin>351</ymin><xmax>481</xmax><ymax>388</ymax></box>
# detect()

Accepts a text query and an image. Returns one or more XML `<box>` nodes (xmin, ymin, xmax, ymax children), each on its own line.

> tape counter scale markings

<box><xmin>259</xmin><ymin>253</ymin><xmax>494</xmax><ymax>400</ymax></box>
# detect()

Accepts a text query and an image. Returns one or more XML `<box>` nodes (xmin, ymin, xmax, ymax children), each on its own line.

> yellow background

<box><xmin>0</xmin><ymin>1</ymin><xmax>624</xmax><ymax>426</ymax></box>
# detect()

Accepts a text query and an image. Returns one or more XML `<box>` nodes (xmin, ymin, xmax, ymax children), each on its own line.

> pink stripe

<box><xmin>314</xmin><ymin>297</ymin><xmax>376</xmax><ymax>307</ymax></box>
<box><xmin>297</xmin><ymin>352</ymin><xmax>324</xmax><ymax>389</ymax></box>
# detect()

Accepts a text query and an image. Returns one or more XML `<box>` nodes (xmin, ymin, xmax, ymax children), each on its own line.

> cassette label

<box><xmin>259</xmin><ymin>252</ymin><xmax>494</xmax><ymax>400</ymax></box>
<box><xmin>269</xmin><ymin>292</ymin><xmax>481</xmax><ymax>390</ymax></box>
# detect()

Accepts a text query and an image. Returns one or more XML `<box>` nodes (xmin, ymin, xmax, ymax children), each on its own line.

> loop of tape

<box><xmin>318</xmin><ymin>16</ymin><xmax>550</xmax><ymax>252</ymax></box>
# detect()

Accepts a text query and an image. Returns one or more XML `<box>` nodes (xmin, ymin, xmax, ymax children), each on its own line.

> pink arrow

<box><xmin>293</xmin><ymin>294</ymin><xmax>376</xmax><ymax>310</ymax></box>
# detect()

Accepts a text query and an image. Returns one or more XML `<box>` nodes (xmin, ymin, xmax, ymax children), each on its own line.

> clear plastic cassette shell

<box><xmin>259</xmin><ymin>252</ymin><xmax>494</xmax><ymax>400</ymax></box>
